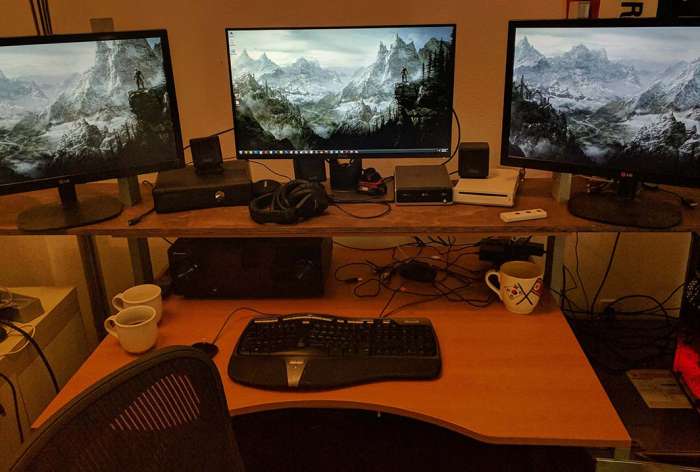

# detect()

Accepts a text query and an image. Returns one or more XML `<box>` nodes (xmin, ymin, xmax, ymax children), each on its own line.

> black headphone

<box><xmin>249</xmin><ymin>180</ymin><xmax>329</xmax><ymax>224</ymax></box>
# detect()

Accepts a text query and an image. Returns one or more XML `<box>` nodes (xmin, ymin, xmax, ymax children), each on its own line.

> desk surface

<box><xmin>34</xmin><ymin>250</ymin><xmax>630</xmax><ymax>448</ymax></box>
<box><xmin>1</xmin><ymin>178</ymin><xmax>699</xmax><ymax>237</ymax></box>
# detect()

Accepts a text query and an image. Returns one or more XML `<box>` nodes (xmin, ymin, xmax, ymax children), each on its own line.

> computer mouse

<box><xmin>191</xmin><ymin>342</ymin><xmax>219</xmax><ymax>358</ymax></box>
<box><xmin>252</xmin><ymin>179</ymin><xmax>281</xmax><ymax>198</ymax></box>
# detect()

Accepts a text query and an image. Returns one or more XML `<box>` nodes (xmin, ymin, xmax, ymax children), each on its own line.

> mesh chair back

<box><xmin>11</xmin><ymin>346</ymin><xmax>245</xmax><ymax>472</ymax></box>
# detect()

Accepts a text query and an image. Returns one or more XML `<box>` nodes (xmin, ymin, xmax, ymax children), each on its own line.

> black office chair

<box><xmin>11</xmin><ymin>346</ymin><xmax>246</xmax><ymax>472</ymax></box>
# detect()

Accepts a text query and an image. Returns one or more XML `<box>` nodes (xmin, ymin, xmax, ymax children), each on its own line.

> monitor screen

<box><xmin>0</xmin><ymin>31</ymin><xmax>182</xmax><ymax>194</ymax></box>
<box><xmin>226</xmin><ymin>25</ymin><xmax>456</xmax><ymax>158</ymax></box>
<box><xmin>502</xmin><ymin>19</ymin><xmax>700</xmax><ymax>185</ymax></box>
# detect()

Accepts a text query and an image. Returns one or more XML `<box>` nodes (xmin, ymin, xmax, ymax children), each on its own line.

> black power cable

<box><xmin>0</xmin><ymin>319</ymin><xmax>59</xmax><ymax>393</ymax></box>
<box><xmin>574</xmin><ymin>233</ymin><xmax>590</xmax><ymax>312</ymax></box>
<box><xmin>183</xmin><ymin>127</ymin><xmax>235</xmax><ymax>154</ymax></box>
<box><xmin>33</xmin><ymin>0</ymin><xmax>45</xmax><ymax>34</ymax></box>
<box><xmin>0</xmin><ymin>372</ymin><xmax>24</xmax><ymax>443</ymax></box>
<box><xmin>442</xmin><ymin>108</ymin><xmax>462</xmax><ymax>166</ymax></box>
<box><xmin>330</xmin><ymin>200</ymin><xmax>392</xmax><ymax>219</ymax></box>
<box><xmin>334</xmin><ymin>237</ymin><xmax>493</xmax><ymax>317</ymax></box>
<box><xmin>38</xmin><ymin>0</ymin><xmax>49</xmax><ymax>35</ymax></box>
<box><xmin>28</xmin><ymin>0</ymin><xmax>40</xmax><ymax>35</ymax></box>
<box><xmin>127</xmin><ymin>181</ymin><xmax>156</xmax><ymax>226</ymax></box>
<box><xmin>247</xmin><ymin>160</ymin><xmax>292</xmax><ymax>181</ymax></box>
<box><xmin>590</xmin><ymin>232</ymin><xmax>621</xmax><ymax>316</ymax></box>
<box><xmin>553</xmin><ymin>242</ymin><xmax>682</xmax><ymax>374</ymax></box>
<box><xmin>42</xmin><ymin>0</ymin><xmax>53</xmax><ymax>34</ymax></box>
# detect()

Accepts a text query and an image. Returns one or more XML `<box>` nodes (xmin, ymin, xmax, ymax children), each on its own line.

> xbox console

<box><xmin>394</xmin><ymin>164</ymin><xmax>453</xmax><ymax>205</ymax></box>
<box><xmin>153</xmin><ymin>160</ymin><xmax>252</xmax><ymax>213</ymax></box>
<box><xmin>453</xmin><ymin>168</ymin><xmax>521</xmax><ymax>207</ymax></box>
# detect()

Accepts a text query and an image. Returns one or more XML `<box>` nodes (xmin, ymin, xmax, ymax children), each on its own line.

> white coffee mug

<box><xmin>112</xmin><ymin>284</ymin><xmax>162</xmax><ymax>323</ymax></box>
<box><xmin>485</xmin><ymin>261</ymin><xmax>545</xmax><ymax>315</ymax></box>
<box><xmin>104</xmin><ymin>305</ymin><xmax>158</xmax><ymax>354</ymax></box>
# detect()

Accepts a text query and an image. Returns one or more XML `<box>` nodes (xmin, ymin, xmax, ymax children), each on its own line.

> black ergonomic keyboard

<box><xmin>228</xmin><ymin>314</ymin><xmax>441</xmax><ymax>390</ymax></box>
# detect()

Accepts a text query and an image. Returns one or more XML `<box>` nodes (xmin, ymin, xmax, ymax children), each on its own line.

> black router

<box><xmin>394</xmin><ymin>165</ymin><xmax>453</xmax><ymax>205</ymax></box>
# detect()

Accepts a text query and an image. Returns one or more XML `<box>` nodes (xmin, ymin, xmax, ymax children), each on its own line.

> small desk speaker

<box><xmin>190</xmin><ymin>135</ymin><xmax>224</xmax><ymax>175</ymax></box>
<box><xmin>458</xmin><ymin>142</ymin><xmax>489</xmax><ymax>179</ymax></box>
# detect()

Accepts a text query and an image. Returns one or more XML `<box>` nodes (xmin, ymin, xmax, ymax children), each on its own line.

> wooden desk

<box><xmin>2</xmin><ymin>177</ymin><xmax>696</xmax><ymax>338</ymax></box>
<box><xmin>34</xmin><ymin>249</ymin><xmax>630</xmax><ymax>449</ymax></box>
<box><xmin>2</xmin><ymin>178</ymin><xmax>700</xmax><ymax>237</ymax></box>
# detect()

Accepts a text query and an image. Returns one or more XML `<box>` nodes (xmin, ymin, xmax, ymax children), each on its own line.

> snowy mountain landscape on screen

<box><xmin>229</xmin><ymin>27</ymin><xmax>455</xmax><ymax>151</ymax></box>
<box><xmin>509</xmin><ymin>27</ymin><xmax>700</xmax><ymax>177</ymax></box>
<box><xmin>0</xmin><ymin>38</ymin><xmax>177</xmax><ymax>185</ymax></box>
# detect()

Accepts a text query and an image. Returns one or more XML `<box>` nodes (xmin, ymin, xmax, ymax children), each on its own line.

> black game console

<box><xmin>394</xmin><ymin>164</ymin><xmax>453</xmax><ymax>205</ymax></box>
<box><xmin>168</xmin><ymin>238</ymin><xmax>332</xmax><ymax>298</ymax></box>
<box><xmin>153</xmin><ymin>160</ymin><xmax>252</xmax><ymax>213</ymax></box>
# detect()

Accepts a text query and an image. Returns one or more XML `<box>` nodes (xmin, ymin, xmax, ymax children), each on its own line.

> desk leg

<box><xmin>545</xmin><ymin>235</ymin><xmax>566</xmax><ymax>303</ymax></box>
<box><xmin>680</xmin><ymin>232</ymin><xmax>699</xmax><ymax>326</ymax></box>
<box><xmin>127</xmin><ymin>237</ymin><xmax>154</xmax><ymax>285</ymax></box>
<box><xmin>76</xmin><ymin>235</ymin><xmax>110</xmax><ymax>339</ymax></box>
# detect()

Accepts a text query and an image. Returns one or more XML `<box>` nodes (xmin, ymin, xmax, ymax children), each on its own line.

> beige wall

<box><xmin>0</xmin><ymin>0</ymin><xmax>687</xmax><ymax>332</ymax></box>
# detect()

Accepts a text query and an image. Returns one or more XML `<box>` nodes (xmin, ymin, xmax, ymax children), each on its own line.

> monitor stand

<box><xmin>567</xmin><ymin>177</ymin><xmax>682</xmax><ymax>229</ymax></box>
<box><xmin>17</xmin><ymin>182</ymin><xmax>124</xmax><ymax>231</ymax></box>
<box><xmin>292</xmin><ymin>157</ymin><xmax>394</xmax><ymax>203</ymax></box>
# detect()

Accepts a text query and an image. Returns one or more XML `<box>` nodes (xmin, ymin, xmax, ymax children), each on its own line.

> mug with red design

<box><xmin>485</xmin><ymin>261</ymin><xmax>544</xmax><ymax>314</ymax></box>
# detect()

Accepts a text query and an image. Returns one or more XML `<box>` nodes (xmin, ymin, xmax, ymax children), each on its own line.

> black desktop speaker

<box><xmin>293</xmin><ymin>159</ymin><xmax>327</xmax><ymax>182</ymax></box>
<box><xmin>458</xmin><ymin>142</ymin><xmax>490</xmax><ymax>179</ymax></box>
<box><xmin>190</xmin><ymin>136</ymin><xmax>224</xmax><ymax>175</ymax></box>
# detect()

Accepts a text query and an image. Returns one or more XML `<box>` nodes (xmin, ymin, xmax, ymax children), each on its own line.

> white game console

<box><xmin>453</xmin><ymin>168</ymin><xmax>521</xmax><ymax>207</ymax></box>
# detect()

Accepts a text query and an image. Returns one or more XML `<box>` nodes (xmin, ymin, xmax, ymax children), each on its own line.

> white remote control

<box><xmin>499</xmin><ymin>208</ymin><xmax>548</xmax><ymax>223</ymax></box>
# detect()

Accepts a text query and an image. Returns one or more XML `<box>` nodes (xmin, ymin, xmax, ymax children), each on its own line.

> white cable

<box><xmin>0</xmin><ymin>323</ymin><xmax>36</xmax><ymax>358</ymax></box>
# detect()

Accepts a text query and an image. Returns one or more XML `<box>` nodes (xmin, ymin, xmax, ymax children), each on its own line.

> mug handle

<box><xmin>112</xmin><ymin>293</ymin><xmax>125</xmax><ymax>311</ymax></box>
<box><xmin>104</xmin><ymin>316</ymin><xmax>119</xmax><ymax>339</ymax></box>
<box><xmin>484</xmin><ymin>270</ymin><xmax>502</xmax><ymax>300</ymax></box>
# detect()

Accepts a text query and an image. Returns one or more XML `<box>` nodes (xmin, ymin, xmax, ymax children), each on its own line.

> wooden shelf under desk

<box><xmin>33</xmin><ymin>248</ymin><xmax>631</xmax><ymax>448</ymax></box>
<box><xmin>3</xmin><ymin>178</ymin><xmax>700</xmax><ymax>237</ymax></box>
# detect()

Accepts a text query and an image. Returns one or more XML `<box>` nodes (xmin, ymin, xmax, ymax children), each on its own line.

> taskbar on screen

<box><xmin>238</xmin><ymin>148</ymin><xmax>449</xmax><ymax>157</ymax></box>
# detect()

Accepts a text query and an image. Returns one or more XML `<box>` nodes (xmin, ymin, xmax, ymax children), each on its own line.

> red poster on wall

<box><xmin>566</xmin><ymin>0</ymin><xmax>658</xmax><ymax>17</ymax></box>
<box><xmin>566</xmin><ymin>0</ymin><xmax>601</xmax><ymax>18</ymax></box>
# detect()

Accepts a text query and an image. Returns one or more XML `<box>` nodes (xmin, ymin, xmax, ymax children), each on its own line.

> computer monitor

<box><xmin>501</xmin><ymin>18</ymin><xmax>700</xmax><ymax>228</ymax></box>
<box><xmin>226</xmin><ymin>24</ymin><xmax>456</xmax><ymax>184</ymax></box>
<box><xmin>0</xmin><ymin>30</ymin><xmax>183</xmax><ymax>230</ymax></box>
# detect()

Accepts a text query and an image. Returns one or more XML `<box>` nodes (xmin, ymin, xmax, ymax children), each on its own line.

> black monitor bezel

<box><xmin>225</xmin><ymin>23</ymin><xmax>457</xmax><ymax>160</ymax></box>
<box><xmin>0</xmin><ymin>29</ymin><xmax>184</xmax><ymax>196</ymax></box>
<box><xmin>501</xmin><ymin>17</ymin><xmax>700</xmax><ymax>187</ymax></box>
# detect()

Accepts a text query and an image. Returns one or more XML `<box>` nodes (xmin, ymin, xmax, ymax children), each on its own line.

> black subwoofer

<box><xmin>168</xmin><ymin>238</ymin><xmax>332</xmax><ymax>298</ymax></box>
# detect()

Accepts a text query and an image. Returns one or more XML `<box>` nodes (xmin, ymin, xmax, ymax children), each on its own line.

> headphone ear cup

<box><xmin>278</xmin><ymin>207</ymin><xmax>301</xmax><ymax>224</ymax></box>
<box><xmin>311</xmin><ymin>185</ymin><xmax>329</xmax><ymax>212</ymax></box>
<box><xmin>293</xmin><ymin>193</ymin><xmax>317</xmax><ymax>218</ymax></box>
<box><xmin>249</xmin><ymin>192</ymin><xmax>299</xmax><ymax>224</ymax></box>
<box><xmin>287</xmin><ymin>182</ymin><xmax>327</xmax><ymax>218</ymax></box>
<box><xmin>249</xmin><ymin>193</ymin><xmax>274</xmax><ymax>223</ymax></box>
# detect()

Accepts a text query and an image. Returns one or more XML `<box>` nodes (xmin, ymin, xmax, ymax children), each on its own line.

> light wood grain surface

<box><xmin>1</xmin><ymin>178</ymin><xmax>698</xmax><ymax>237</ymax></box>
<box><xmin>33</xmin><ymin>248</ymin><xmax>630</xmax><ymax>448</ymax></box>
